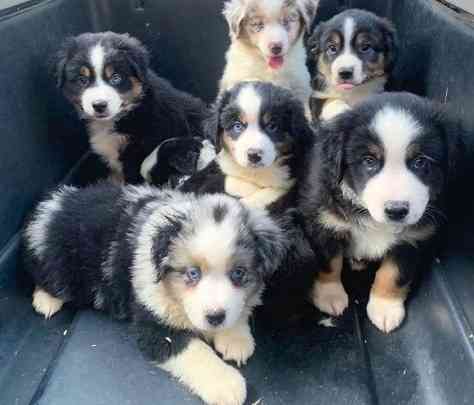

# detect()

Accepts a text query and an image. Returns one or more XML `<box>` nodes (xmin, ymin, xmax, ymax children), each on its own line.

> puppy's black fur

<box><xmin>54</xmin><ymin>32</ymin><xmax>208</xmax><ymax>184</ymax></box>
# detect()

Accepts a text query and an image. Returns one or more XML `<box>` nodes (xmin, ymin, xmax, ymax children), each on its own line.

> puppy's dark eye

<box><xmin>77</xmin><ymin>75</ymin><xmax>89</xmax><ymax>87</ymax></box>
<box><xmin>411</xmin><ymin>155</ymin><xmax>431</xmax><ymax>171</ymax></box>
<box><xmin>361</xmin><ymin>155</ymin><xmax>379</xmax><ymax>172</ymax></box>
<box><xmin>359</xmin><ymin>44</ymin><xmax>373</xmax><ymax>53</ymax></box>
<box><xmin>231</xmin><ymin>121</ymin><xmax>245</xmax><ymax>134</ymax></box>
<box><xmin>229</xmin><ymin>267</ymin><xmax>247</xmax><ymax>286</ymax></box>
<box><xmin>251</xmin><ymin>20</ymin><xmax>264</xmax><ymax>32</ymax></box>
<box><xmin>109</xmin><ymin>73</ymin><xmax>122</xmax><ymax>86</ymax></box>
<box><xmin>185</xmin><ymin>266</ymin><xmax>202</xmax><ymax>286</ymax></box>
<box><xmin>327</xmin><ymin>44</ymin><xmax>338</xmax><ymax>55</ymax></box>
<box><xmin>266</xmin><ymin>121</ymin><xmax>279</xmax><ymax>133</ymax></box>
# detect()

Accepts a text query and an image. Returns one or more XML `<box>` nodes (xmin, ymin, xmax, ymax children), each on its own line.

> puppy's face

<box><xmin>209</xmin><ymin>82</ymin><xmax>310</xmax><ymax>169</ymax></box>
<box><xmin>224</xmin><ymin>0</ymin><xmax>318</xmax><ymax>69</ymax></box>
<box><xmin>323</xmin><ymin>94</ymin><xmax>456</xmax><ymax>227</ymax></box>
<box><xmin>307</xmin><ymin>10</ymin><xmax>397</xmax><ymax>92</ymax></box>
<box><xmin>155</xmin><ymin>196</ymin><xmax>285</xmax><ymax>332</ymax></box>
<box><xmin>54</xmin><ymin>32</ymin><xmax>149</xmax><ymax>121</ymax></box>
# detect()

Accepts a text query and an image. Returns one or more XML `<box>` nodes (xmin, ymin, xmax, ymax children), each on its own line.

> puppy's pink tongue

<box><xmin>336</xmin><ymin>83</ymin><xmax>355</xmax><ymax>91</ymax></box>
<box><xmin>269</xmin><ymin>56</ymin><xmax>284</xmax><ymax>69</ymax></box>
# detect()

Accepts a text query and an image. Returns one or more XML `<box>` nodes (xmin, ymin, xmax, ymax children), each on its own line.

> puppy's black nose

<box><xmin>384</xmin><ymin>201</ymin><xmax>409</xmax><ymax>221</ymax></box>
<box><xmin>270</xmin><ymin>42</ymin><xmax>283</xmax><ymax>55</ymax></box>
<box><xmin>206</xmin><ymin>311</ymin><xmax>226</xmax><ymax>327</ymax></box>
<box><xmin>338</xmin><ymin>68</ymin><xmax>354</xmax><ymax>81</ymax></box>
<box><xmin>247</xmin><ymin>149</ymin><xmax>263</xmax><ymax>164</ymax></box>
<box><xmin>92</xmin><ymin>100</ymin><xmax>108</xmax><ymax>113</ymax></box>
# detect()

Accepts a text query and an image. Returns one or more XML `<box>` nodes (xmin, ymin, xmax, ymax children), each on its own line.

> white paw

<box><xmin>32</xmin><ymin>288</ymin><xmax>64</xmax><ymax>319</ymax></box>
<box><xmin>214</xmin><ymin>328</ymin><xmax>255</xmax><ymax>366</ymax></box>
<box><xmin>312</xmin><ymin>281</ymin><xmax>349</xmax><ymax>316</ymax></box>
<box><xmin>321</xmin><ymin>100</ymin><xmax>351</xmax><ymax>121</ymax></box>
<box><xmin>367</xmin><ymin>295</ymin><xmax>405</xmax><ymax>333</ymax></box>
<box><xmin>200</xmin><ymin>364</ymin><xmax>247</xmax><ymax>405</ymax></box>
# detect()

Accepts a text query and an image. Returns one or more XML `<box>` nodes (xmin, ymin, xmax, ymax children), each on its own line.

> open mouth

<box><xmin>268</xmin><ymin>55</ymin><xmax>284</xmax><ymax>69</ymax></box>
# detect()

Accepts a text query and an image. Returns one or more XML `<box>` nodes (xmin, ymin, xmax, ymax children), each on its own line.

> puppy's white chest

<box><xmin>88</xmin><ymin>121</ymin><xmax>128</xmax><ymax>176</ymax></box>
<box><xmin>349</xmin><ymin>224</ymin><xmax>397</xmax><ymax>260</ymax></box>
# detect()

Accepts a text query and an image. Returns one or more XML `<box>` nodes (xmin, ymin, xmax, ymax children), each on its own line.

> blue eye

<box><xmin>185</xmin><ymin>266</ymin><xmax>202</xmax><ymax>285</ymax></box>
<box><xmin>109</xmin><ymin>73</ymin><xmax>122</xmax><ymax>86</ymax></box>
<box><xmin>77</xmin><ymin>75</ymin><xmax>89</xmax><ymax>86</ymax></box>
<box><xmin>229</xmin><ymin>267</ymin><xmax>246</xmax><ymax>286</ymax></box>
<box><xmin>327</xmin><ymin>44</ymin><xmax>338</xmax><ymax>55</ymax></box>
<box><xmin>362</xmin><ymin>155</ymin><xmax>379</xmax><ymax>171</ymax></box>
<box><xmin>359</xmin><ymin>44</ymin><xmax>373</xmax><ymax>53</ymax></box>
<box><xmin>411</xmin><ymin>156</ymin><xmax>430</xmax><ymax>171</ymax></box>
<box><xmin>266</xmin><ymin>121</ymin><xmax>278</xmax><ymax>132</ymax></box>
<box><xmin>231</xmin><ymin>122</ymin><xmax>245</xmax><ymax>134</ymax></box>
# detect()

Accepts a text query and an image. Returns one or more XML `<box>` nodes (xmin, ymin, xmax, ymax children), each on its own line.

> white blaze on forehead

<box><xmin>362</xmin><ymin>106</ymin><xmax>429</xmax><ymax>225</ymax></box>
<box><xmin>371</xmin><ymin>106</ymin><xmax>421</xmax><ymax>152</ymax></box>
<box><xmin>237</xmin><ymin>84</ymin><xmax>262</xmax><ymax>124</ymax></box>
<box><xmin>343</xmin><ymin>17</ymin><xmax>355</xmax><ymax>52</ymax></box>
<box><xmin>90</xmin><ymin>44</ymin><xmax>105</xmax><ymax>79</ymax></box>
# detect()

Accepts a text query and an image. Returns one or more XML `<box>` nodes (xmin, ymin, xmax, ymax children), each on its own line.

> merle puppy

<box><xmin>54</xmin><ymin>32</ymin><xmax>208</xmax><ymax>183</ymax></box>
<box><xmin>300</xmin><ymin>92</ymin><xmax>462</xmax><ymax>333</ymax></box>
<box><xmin>23</xmin><ymin>183</ymin><xmax>287</xmax><ymax>405</ymax></box>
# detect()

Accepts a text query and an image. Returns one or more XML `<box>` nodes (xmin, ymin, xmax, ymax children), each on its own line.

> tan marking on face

<box><xmin>318</xmin><ymin>253</ymin><xmax>343</xmax><ymax>283</ymax></box>
<box><xmin>318</xmin><ymin>56</ymin><xmax>332</xmax><ymax>80</ymax></box>
<box><xmin>80</xmin><ymin>66</ymin><xmax>91</xmax><ymax>77</ymax></box>
<box><xmin>371</xmin><ymin>257</ymin><xmax>409</xmax><ymax>300</ymax></box>
<box><xmin>366</xmin><ymin>53</ymin><xmax>386</xmax><ymax>78</ymax></box>
<box><xmin>121</xmin><ymin>77</ymin><xmax>144</xmax><ymax>106</ymax></box>
<box><xmin>104</xmin><ymin>65</ymin><xmax>114</xmax><ymax>80</ymax></box>
<box><xmin>223</xmin><ymin>132</ymin><xmax>238</xmax><ymax>158</ymax></box>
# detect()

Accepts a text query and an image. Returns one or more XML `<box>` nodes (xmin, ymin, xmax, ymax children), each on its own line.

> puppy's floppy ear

<box><xmin>203</xmin><ymin>92</ymin><xmax>230</xmax><ymax>153</ymax></box>
<box><xmin>380</xmin><ymin>18</ymin><xmax>399</xmax><ymax>73</ymax></box>
<box><xmin>289</xmin><ymin>97</ymin><xmax>315</xmax><ymax>151</ymax></box>
<box><xmin>223</xmin><ymin>0</ymin><xmax>247</xmax><ymax>39</ymax></box>
<box><xmin>247</xmin><ymin>208</ymin><xmax>288</xmax><ymax>278</ymax></box>
<box><xmin>151</xmin><ymin>218</ymin><xmax>182</xmax><ymax>282</ymax></box>
<box><xmin>305</xmin><ymin>22</ymin><xmax>325</xmax><ymax>78</ymax></box>
<box><xmin>51</xmin><ymin>36</ymin><xmax>77</xmax><ymax>89</ymax></box>
<box><xmin>319</xmin><ymin>119</ymin><xmax>346</xmax><ymax>189</ymax></box>
<box><xmin>117</xmin><ymin>33</ymin><xmax>150</xmax><ymax>83</ymax></box>
<box><xmin>296</xmin><ymin>0</ymin><xmax>320</xmax><ymax>34</ymax></box>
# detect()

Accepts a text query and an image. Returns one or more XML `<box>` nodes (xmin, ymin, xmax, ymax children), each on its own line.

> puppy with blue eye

<box><xmin>306</xmin><ymin>9</ymin><xmax>398</xmax><ymax>121</ymax></box>
<box><xmin>54</xmin><ymin>31</ymin><xmax>208</xmax><ymax>184</ymax></box>
<box><xmin>299</xmin><ymin>93</ymin><xmax>463</xmax><ymax>333</ymax></box>
<box><xmin>23</xmin><ymin>183</ymin><xmax>287</xmax><ymax>405</ymax></box>
<box><xmin>179</xmin><ymin>81</ymin><xmax>314</xmax><ymax>211</ymax></box>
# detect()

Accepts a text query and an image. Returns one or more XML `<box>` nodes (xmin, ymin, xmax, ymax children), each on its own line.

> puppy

<box><xmin>306</xmin><ymin>9</ymin><xmax>398</xmax><ymax>120</ymax></box>
<box><xmin>23</xmin><ymin>183</ymin><xmax>287</xmax><ymax>405</ymax></box>
<box><xmin>180</xmin><ymin>81</ymin><xmax>314</xmax><ymax>212</ymax></box>
<box><xmin>299</xmin><ymin>92</ymin><xmax>462</xmax><ymax>333</ymax></box>
<box><xmin>220</xmin><ymin>0</ymin><xmax>319</xmax><ymax>108</ymax></box>
<box><xmin>54</xmin><ymin>32</ymin><xmax>208</xmax><ymax>184</ymax></box>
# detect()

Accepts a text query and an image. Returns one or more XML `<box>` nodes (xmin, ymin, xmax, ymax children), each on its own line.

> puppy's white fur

<box><xmin>32</xmin><ymin>288</ymin><xmax>64</xmax><ymax>319</ymax></box>
<box><xmin>363</xmin><ymin>107</ymin><xmax>429</xmax><ymax>225</ymax></box>
<box><xmin>367</xmin><ymin>294</ymin><xmax>405</xmax><ymax>333</ymax></box>
<box><xmin>221</xmin><ymin>0</ymin><xmax>318</xmax><ymax>107</ymax></box>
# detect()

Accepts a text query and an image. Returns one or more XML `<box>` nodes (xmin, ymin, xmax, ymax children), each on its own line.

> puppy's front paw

<box><xmin>32</xmin><ymin>288</ymin><xmax>64</xmax><ymax>319</ymax></box>
<box><xmin>367</xmin><ymin>295</ymin><xmax>405</xmax><ymax>333</ymax></box>
<box><xmin>214</xmin><ymin>327</ymin><xmax>255</xmax><ymax>366</ymax></box>
<box><xmin>312</xmin><ymin>280</ymin><xmax>349</xmax><ymax>316</ymax></box>
<box><xmin>200</xmin><ymin>364</ymin><xmax>247</xmax><ymax>405</ymax></box>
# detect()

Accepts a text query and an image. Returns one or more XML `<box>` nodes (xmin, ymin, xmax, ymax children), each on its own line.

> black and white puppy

<box><xmin>54</xmin><ymin>32</ymin><xmax>208</xmax><ymax>184</ymax></box>
<box><xmin>180</xmin><ymin>81</ymin><xmax>314</xmax><ymax>211</ymax></box>
<box><xmin>299</xmin><ymin>93</ymin><xmax>461</xmax><ymax>333</ymax></box>
<box><xmin>306</xmin><ymin>9</ymin><xmax>398</xmax><ymax>121</ymax></box>
<box><xmin>23</xmin><ymin>183</ymin><xmax>287</xmax><ymax>405</ymax></box>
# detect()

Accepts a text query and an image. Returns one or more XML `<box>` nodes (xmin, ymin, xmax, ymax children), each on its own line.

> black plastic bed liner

<box><xmin>1</xmin><ymin>0</ymin><xmax>474</xmax><ymax>404</ymax></box>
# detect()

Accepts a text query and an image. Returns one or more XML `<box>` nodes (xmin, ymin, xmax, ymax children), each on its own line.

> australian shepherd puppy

<box><xmin>306</xmin><ymin>9</ymin><xmax>398</xmax><ymax>121</ymax></box>
<box><xmin>54</xmin><ymin>32</ymin><xmax>208</xmax><ymax>184</ymax></box>
<box><xmin>179</xmin><ymin>81</ymin><xmax>314</xmax><ymax>211</ymax></box>
<box><xmin>299</xmin><ymin>93</ymin><xmax>462</xmax><ymax>333</ymax></box>
<box><xmin>23</xmin><ymin>183</ymin><xmax>287</xmax><ymax>405</ymax></box>
<box><xmin>220</xmin><ymin>0</ymin><xmax>319</xmax><ymax>108</ymax></box>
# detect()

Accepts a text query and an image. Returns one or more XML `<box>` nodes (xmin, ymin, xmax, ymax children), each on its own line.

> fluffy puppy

<box><xmin>306</xmin><ymin>9</ymin><xmax>398</xmax><ymax>120</ymax></box>
<box><xmin>299</xmin><ymin>93</ymin><xmax>461</xmax><ymax>333</ymax></box>
<box><xmin>180</xmin><ymin>81</ymin><xmax>314</xmax><ymax>212</ymax></box>
<box><xmin>220</xmin><ymin>0</ymin><xmax>319</xmax><ymax>108</ymax></box>
<box><xmin>23</xmin><ymin>183</ymin><xmax>287</xmax><ymax>405</ymax></box>
<box><xmin>54</xmin><ymin>32</ymin><xmax>208</xmax><ymax>184</ymax></box>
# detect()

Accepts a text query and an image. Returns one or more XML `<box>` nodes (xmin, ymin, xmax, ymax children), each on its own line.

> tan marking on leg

<box><xmin>161</xmin><ymin>338</ymin><xmax>247</xmax><ymax>405</ymax></box>
<box><xmin>367</xmin><ymin>257</ymin><xmax>408</xmax><ymax>333</ymax></box>
<box><xmin>32</xmin><ymin>287</ymin><xmax>64</xmax><ymax>319</ymax></box>
<box><xmin>311</xmin><ymin>254</ymin><xmax>349</xmax><ymax>316</ymax></box>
